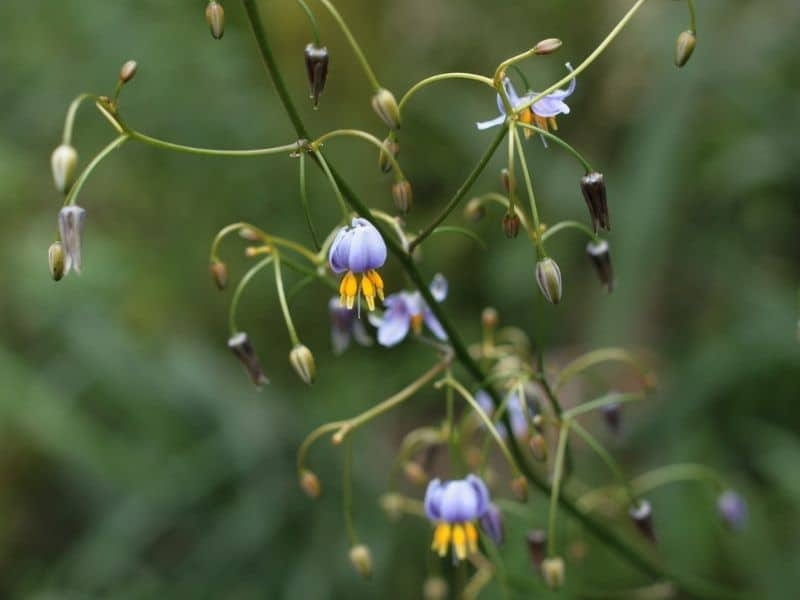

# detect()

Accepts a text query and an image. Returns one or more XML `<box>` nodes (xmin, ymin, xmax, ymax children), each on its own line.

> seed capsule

<box><xmin>205</xmin><ymin>1</ymin><xmax>225</xmax><ymax>40</ymax></box>
<box><xmin>209</xmin><ymin>260</ymin><xmax>228</xmax><ymax>290</ymax></box>
<box><xmin>228</xmin><ymin>332</ymin><xmax>269</xmax><ymax>387</ymax></box>
<box><xmin>391</xmin><ymin>180</ymin><xmax>413</xmax><ymax>213</ymax></box>
<box><xmin>289</xmin><ymin>344</ymin><xmax>316</xmax><ymax>385</ymax></box>
<box><xmin>378</xmin><ymin>136</ymin><xmax>399</xmax><ymax>173</ymax></box>
<box><xmin>535</xmin><ymin>258</ymin><xmax>562</xmax><ymax>304</ymax></box>
<box><xmin>304</xmin><ymin>44</ymin><xmax>329</xmax><ymax>108</ymax></box>
<box><xmin>502</xmin><ymin>212</ymin><xmax>521</xmax><ymax>238</ymax></box>
<box><xmin>586</xmin><ymin>239</ymin><xmax>614</xmax><ymax>292</ymax></box>
<box><xmin>371</xmin><ymin>88</ymin><xmax>401</xmax><ymax>129</ymax></box>
<box><xmin>119</xmin><ymin>60</ymin><xmax>138</xmax><ymax>84</ymax></box>
<box><xmin>51</xmin><ymin>144</ymin><xmax>78</xmax><ymax>194</ymax></box>
<box><xmin>580</xmin><ymin>172</ymin><xmax>610</xmax><ymax>233</ymax></box>
<box><xmin>526</xmin><ymin>530</ymin><xmax>547</xmax><ymax>567</ymax></box>
<box><xmin>675</xmin><ymin>30</ymin><xmax>696</xmax><ymax>68</ymax></box>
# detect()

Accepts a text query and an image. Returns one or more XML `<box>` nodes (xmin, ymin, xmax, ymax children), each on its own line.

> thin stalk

<box><xmin>273</xmin><ymin>250</ymin><xmax>301</xmax><ymax>346</ymax></box>
<box><xmin>513</xmin><ymin>127</ymin><xmax>545</xmax><ymax>258</ymax></box>
<box><xmin>687</xmin><ymin>0</ymin><xmax>697</xmax><ymax>33</ymax></box>
<box><xmin>343</xmin><ymin>438</ymin><xmax>358</xmax><ymax>544</ymax></box>
<box><xmin>398</xmin><ymin>72</ymin><xmax>494</xmax><ymax>112</ymax></box>
<box><xmin>541</xmin><ymin>220</ymin><xmax>598</xmax><ymax>244</ymax></box>
<box><xmin>571</xmin><ymin>421</ymin><xmax>636</xmax><ymax>505</ymax></box>
<box><xmin>633</xmin><ymin>463</ymin><xmax>725</xmax><ymax>495</ymax></box>
<box><xmin>408</xmin><ymin>126</ymin><xmax>506</xmax><ymax>253</ymax></box>
<box><xmin>516</xmin><ymin>122</ymin><xmax>594</xmax><ymax>172</ymax></box>
<box><xmin>547</xmin><ymin>421</ymin><xmax>571</xmax><ymax>556</ymax></box>
<box><xmin>312</xmin><ymin>128</ymin><xmax>405</xmax><ymax>180</ymax></box>
<box><xmin>64</xmin><ymin>135</ymin><xmax>128</xmax><ymax>207</ymax></box>
<box><xmin>128</xmin><ymin>129</ymin><xmax>302</xmax><ymax>157</ymax></box>
<box><xmin>228</xmin><ymin>255</ymin><xmax>274</xmax><ymax>334</ymax></box>
<box><xmin>313</xmin><ymin>150</ymin><xmax>350</xmax><ymax>219</ymax></box>
<box><xmin>295</xmin><ymin>0</ymin><xmax>321</xmax><ymax>45</ymax></box>
<box><xmin>556</xmin><ymin>347</ymin><xmax>647</xmax><ymax>391</ymax></box>
<box><xmin>506</xmin><ymin>122</ymin><xmax>518</xmax><ymax>217</ymax></box>
<box><xmin>564</xmin><ymin>392</ymin><xmax>644</xmax><ymax>420</ymax></box>
<box><xmin>62</xmin><ymin>93</ymin><xmax>96</xmax><ymax>145</ymax></box>
<box><xmin>298</xmin><ymin>153</ymin><xmax>321</xmax><ymax>251</ymax></box>
<box><xmin>297</xmin><ymin>421</ymin><xmax>345</xmax><ymax>474</ymax></box>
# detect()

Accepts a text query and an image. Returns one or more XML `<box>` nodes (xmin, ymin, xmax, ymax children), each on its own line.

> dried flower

<box><xmin>378</xmin><ymin>136</ymin><xmax>399</xmax><ymax>173</ymax></box>
<box><xmin>299</xmin><ymin>469</ymin><xmax>321</xmax><ymax>498</ymax></box>
<box><xmin>304</xmin><ymin>44</ymin><xmax>329</xmax><ymax>108</ymax></box>
<box><xmin>392</xmin><ymin>180</ymin><xmax>413</xmax><ymax>213</ymax></box>
<box><xmin>58</xmin><ymin>205</ymin><xmax>86</xmax><ymax>275</ymax></box>
<box><xmin>580</xmin><ymin>172</ymin><xmax>610</xmax><ymax>233</ymax></box>
<box><xmin>586</xmin><ymin>239</ymin><xmax>614</xmax><ymax>292</ymax></box>
<box><xmin>228</xmin><ymin>332</ymin><xmax>269</xmax><ymax>387</ymax></box>
<box><xmin>629</xmin><ymin>499</ymin><xmax>657</xmax><ymax>543</ymax></box>
<box><xmin>502</xmin><ymin>212</ymin><xmax>521</xmax><ymax>238</ymax></box>
<box><xmin>526</xmin><ymin>529</ymin><xmax>547</xmax><ymax>567</ymax></box>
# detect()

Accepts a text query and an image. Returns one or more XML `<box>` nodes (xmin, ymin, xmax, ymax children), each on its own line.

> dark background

<box><xmin>1</xmin><ymin>0</ymin><xmax>798</xmax><ymax>598</ymax></box>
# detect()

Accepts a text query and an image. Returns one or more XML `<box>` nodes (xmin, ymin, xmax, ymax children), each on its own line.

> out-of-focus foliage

<box><xmin>1</xmin><ymin>0</ymin><xmax>798</xmax><ymax>598</ymax></box>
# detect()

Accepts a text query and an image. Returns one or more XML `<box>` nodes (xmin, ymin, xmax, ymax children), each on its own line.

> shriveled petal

<box><xmin>430</xmin><ymin>273</ymin><xmax>448</xmax><ymax>302</ymax></box>
<box><xmin>424</xmin><ymin>479</ymin><xmax>444</xmax><ymax>521</ymax></box>
<box><xmin>423</xmin><ymin>308</ymin><xmax>447</xmax><ymax>341</ymax></box>
<box><xmin>476</xmin><ymin>114</ymin><xmax>506</xmax><ymax>130</ymax></box>
<box><xmin>377</xmin><ymin>301</ymin><xmax>411</xmax><ymax>347</ymax></box>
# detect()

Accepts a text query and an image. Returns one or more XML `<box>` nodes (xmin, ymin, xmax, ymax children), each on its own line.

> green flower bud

<box><xmin>289</xmin><ymin>344</ymin><xmax>316</xmax><ymax>385</ymax></box>
<box><xmin>391</xmin><ymin>180</ymin><xmax>413</xmax><ymax>213</ymax></box>
<box><xmin>119</xmin><ymin>60</ymin><xmax>138</xmax><ymax>84</ymax></box>
<box><xmin>51</xmin><ymin>144</ymin><xmax>78</xmax><ymax>194</ymax></box>
<box><xmin>48</xmin><ymin>241</ymin><xmax>65</xmax><ymax>281</ymax></box>
<box><xmin>535</xmin><ymin>258</ymin><xmax>562</xmax><ymax>304</ymax></box>
<box><xmin>378</xmin><ymin>136</ymin><xmax>399</xmax><ymax>173</ymax></box>
<box><xmin>348</xmin><ymin>544</ymin><xmax>373</xmax><ymax>579</ymax></box>
<box><xmin>675</xmin><ymin>30</ymin><xmax>696</xmax><ymax>68</ymax></box>
<box><xmin>371</xmin><ymin>88</ymin><xmax>401</xmax><ymax>129</ymax></box>
<box><xmin>205</xmin><ymin>1</ymin><xmax>225</xmax><ymax>40</ymax></box>
<box><xmin>464</xmin><ymin>197</ymin><xmax>486</xmax><ymax>222</ymax></box>
<box><xmin>299</xmin><ymin>469</ymin><xmax>321</xmax><ymax>498</ymax></box>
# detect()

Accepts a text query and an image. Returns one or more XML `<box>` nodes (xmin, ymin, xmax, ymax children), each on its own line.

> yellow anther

<box><xmin>360</xmin><ymin>275</ymin><xmax>376</xmax><ymax>311</ymax></box>
<box><xmin>534</xmin><ymin>114</ymin><xmax>549</xmax><ymax>131</ymax></box>
<box><xmin>452</xmin><ymin>524</ymin><xmax>467</xmax><ymax>561</ymax></box>
<box><xmin>465</xmin><ymin>522</ymin><xmax>479</xmax><ymax>554</ymax></box>
<box><xmin>411</xmin><ymin>313</ymin><xmax>424</xmax><ymax>335</ymax></box>
<box><xmin>432</xmin><ymin>523</ymin><xmax>451</xmax><ymax>557</ymax></box>
<box><xmin>366</xmin><ymin>269</ymin><xmax>384</xmax><ymax>301</ymax></box>
<box><xmin>548</xmin><ymin>117</ymin><xmax>559</xmax><ymax>131</ymax></box>
<box><xmin>339</xmin><ymin>271</ymin><xmax>358</xmax><ymax>309</ymax></box>
<box><xmin>520</xmin><ymin>108</ymin><xmax>534</xmax><ymax>139</ymax></box>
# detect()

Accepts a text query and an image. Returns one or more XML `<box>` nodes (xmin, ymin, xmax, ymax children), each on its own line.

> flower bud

<box><xmin>348</xmin><ymin>544</ymin><xmax>373</xmax><ymax>579</ymax></box>
<box><xmin>289</xmin><ymin>344</ymin><xmax>316</xmax><ymax>385</ymax></box>
<box><xmin>228</xmin><ymin>332</ymin><xmax>269</xmax><ymax>387</ymax></box>
<box><xmin>238</xmin><ymin>226</ymin><xmax>261</xmax><ymax>242</ymax></box>
<box><xmin>526</xmin><ymin>529</ymin><xmax>547</xmax><ymax>567</ymax></box>
<box><xmin>535</xmin><ymin>258</ymin><xmax>562</xmax><ymax>304</ymax></box>
<box><xmin>629</xmin><ymin>499</ymin><xmax>657</xmax><ymax>543</ymax></box>
<box><xmin>534</xmin><ymin>38</ymin><xmax>563</xmax><ymax>55</ymax></box>
<box><xmin>717</xmin><ymin>489</ymin><xmax>747</xmax><ymax>531</ymax></box>
<box><xmin>462</xmin><ymin>198</ymin><xmax>484</xmax><ymax>222</ymax></box>
<box><xmin>502</xmin><ymin>212</ymin><xmax>521</xmax><ymax>239</ymax></box>
<box><xmin>48</xmin><ymin>241</ymin><xmax>65</xmax><ymax>281</ymax></box>
<box><xmin>481</xmin><ymin>306</ymin><xmax>499</xmax><ymax>330</ymax></box>
<box><xmin>205</xmin><ymin>1</ymin><xmax>225</xmax><ymax>40</ymax></box>
<box><xmin>392</xmin><ymin>180</ymin><xmax>413</xmax><ymax>213</ymax></box>
<box><xmin>580</xmin><ymin>172</ymin><xmax>610</xmax><ymax>233</ymax></box>
<box><xmin>541</xmin><ymin>557</ymin><xmax>565</xmax><ymax>590</ymax></box>
<box><xmin>304</xmin><ymin>44</ymin><xmax>329</xmax><ymax>108</ymax></box>
<box><xmin>510</xmin><ymin>476</ymin><xmax>528</xmax><ymax>502</ymax></box>
<box><xmin>299</xmin><ymin>469</ymin><xmax>321</xmax><ymax>498</ymax></box>
<box><xmin>402</xmin><ymin>461</ymin><xmax>427</xmax><ymax>486</ymax></box>
<box><xmin>675</xmin><ymin>30</ymin><xmax>696</xmax><ymax>68</ymax></box>
<box><xmin>51</xmin><ymin>144</ymin><xmax>78</xmax><ymax>194</ymax></box>
<box><xmin>209</xmin><ymin>260</ymin><xmax>228</xmax><ymax>290</ymax></box>
<box><xmin>586</xmin><ymin>239</ymin><xmax>614</xmax><ymax>292</ymax></box>
<box><xmin>119</xmin><ymin>60</ymin><xmax>138</xmax><ymax>84</ymax></box>
<box><xmin>601</xmin><ymin>401</ymin><xmax>622</xmax><ymax>434</ymax></box>
<box><xmin>371</xmin><ymin>88</ymin><xmax>401</xmax><ymax>129</ymax></box>
<box><xmin>423</xmin><ymin>577</ymin><xmax>448</xmax><ymax>600</ymax></box>
<box><xmin>529</xmin><ymin>433</ymin><xmax>548</xmax><ymax>461</ymax></box>
<box><xmin>378</xmin><ymin>136</ymin><xmax>399</xmax><ymax>173</ymax></box>
<box><xmin>58</xmin><ymin>205</ymin><xmax>86</xmax><ymax>275</ymax></box>
<box><xmin>479</xmin><ymin>503</ymin><xmax>504</xmax><ymax>546</ymax></box>
<box><xmin>380</xmin><ymin>493</ymin><xmax>404</xmax><ymax>520</ymax></box>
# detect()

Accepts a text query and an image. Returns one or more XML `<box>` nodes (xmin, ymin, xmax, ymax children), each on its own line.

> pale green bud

<box><xmin>289</xmin><ymin>344</ymin><xmax>316</xmax><ymax>385</ymax></box>
<box><xmin>371</xmin><ymin>88</ymin><xmax>401</xmax><ymax>129</ymax></box>
<box><xmin>535</xmin><ymin>258</ymin><xmax>562</xmax><ymax>304</ymax></box>
<box><xmin>348</xmin><ymin>544</ymin><xmax>373</xmax><ymax>579</ymax></box>
<box><xmin>48</xmin><ymin>241</ymin><xmax>65</xmax><ymax>281</ymax></box>
<box><xmin>675</xmin><ymin>30</ymin><xmax>696</xmax><ymax>68</ymax></box>
<box><xmin>51</xmin><ymin>144</ymin><xmax>78</xmax><ymax>193</ymax></box>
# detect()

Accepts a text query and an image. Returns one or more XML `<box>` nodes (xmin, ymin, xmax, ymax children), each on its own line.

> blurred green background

<box><xmin>2</xmin><ymin>0</ymin><xmax>799</xmax><ymax>598</ymax></box>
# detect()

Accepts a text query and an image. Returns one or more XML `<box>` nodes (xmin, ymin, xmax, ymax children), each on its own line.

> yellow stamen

<box><xmin>548</xmin><ymin>117</ymin><xmax>559</xmax><ymax>131</ymax></box>
<box><xmin>534</xmin><ymin>114</ymin><xmax>549</xmax><ymax>131</ymax></box>
<box><xmin>452</xmin><ymin>524</ymin><xmax>467</xmax><ymax>561</ymax></box>
<box><xmin>366</xmin><ymin>269</ymin><xmax>384</xmax><ymax>301</ymax></box>
<box><xmin>520</xmin><ymin>109</ymin><xmax>534</xmax><ymax>139</ymax></box>
<box><xmin>465</xmin><ymin>522</ymin><xmax>479</xmax><ymax>554</ymax></box>
<box><xmin>432</xmin><ymin>523</ymin><xmax>451</xmax><ymax>557</ymax></box>
<box><xmin>411</xmin><ymin>313</ymin><xmax>424</xmax><ymax>335</ymax></box>
<box><xmin>360</xmin><ymin>274</ymin><xmax>376</xmax><ymax>311</ymax></box>
<box><xmin>339</xmin><ymin>271</ymin><xmax>358</xmax><ymax>309</ymax></box>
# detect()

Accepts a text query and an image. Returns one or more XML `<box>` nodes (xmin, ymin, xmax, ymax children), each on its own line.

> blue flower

<box><xmin>476</xmin><ymin>388</ymin><xmax>533</xmax><ymax>439</ymax></box>
<box><xmin>476</xmin><ymin>63</ymin><xmax>576</xmax><ymax>139</ymax></box>
<box><xmin>369</xmin><ymin>274</ymin><xmax>448</xmax><ymax>347</ymax></box>
<box><xmin>58</xmin><ymin>205</ymin><xmax>86</xmax><ymax>275</ymax></box>
<box><xmin>424</xmin><ymin>474</ymin><xmax>491</xmax><ymax>561</ymax></box>
<box><xmin>329</xmin><ymin>297</ymin><xmax>371</xmax><ymax>355</ymax></box>
<box><xmin>328</xmin><ymin>217</ymin><xmax>387</xmax><ymax>311</ymax></box>
<box><xmin>717</xmin><ymin>490</ymin><xmax>747</xmax><ymax>531</ymax></box>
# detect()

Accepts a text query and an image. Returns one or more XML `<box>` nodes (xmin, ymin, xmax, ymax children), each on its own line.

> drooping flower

<box><xmin>477</xmin><ymin>63</ymin><xmax>576</xmax><ymax>140</ymax></box>
<box><xmin>369</xmin><ymin>274</ymin><xmax>448</xmax><ymax>347</ymax></box>
<box><xmin>424</xmin><ymin>474</ymin><xmax>491</xmax><ymax>561</ymax></box>
<box><xmin>476</xmin><ymin>388</ymin><xmax>533</xmax><ymax>439</ymax></box>
<box><xmin>329</xmin><ymin>297</ymin><xmax>372</xmax><ymax>354</ymax></box>
<box><xmin>58</xmin><ymin>205</ymin><xmax>86</xmax><ymax>275</ymax></box>
<box><xmin>328</xmin><ymin>217</ymin><xmax>387</xmax><ymax>311</ymax></box>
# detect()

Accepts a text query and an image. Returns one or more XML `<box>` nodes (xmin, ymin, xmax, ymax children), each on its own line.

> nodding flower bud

<box><xmin>535</xmin><ymin>258</ymin><xmax>562</xmax><ymax>304</ymax></box>
<box><xmin>541</xmin><ymin>557</ymin><xmax>565</xmax><ymax>590</ymax></box>
<box><xmin>378</xmin><ymin>136</ymin><xmax>399</xmax><ymax>173</ymax></box>
<box><xmin>423</xmin><ymin>577</ymin><xmax>448</xmax><ymax>600</ymax></box>
<box><xmin>534</xmin><ymin>38</ymin><xmax>563</xmax><ymax>55</ymax></box>
<box><xmin>228</xmin><ymin>332</ymin><xmax>269</xmax><ymax>387</ymax></box>
<box><xmin>380</xmin><ymin>493</ymin><xmax>404</xmax><ymax>521</ymax></box>
<box><xmin>209</xmin><ymin>260</ymin><xmax>228</xmax><ymax>290</ymax></box>
<box><xmin>348</xmin><ymin>544</ymin><xmax>373</xmax><ymax>579</ymax></box>
<box><xmin>371</xmin><ymin>88</ymin><xmax>401</xmax><ymax>130</ymax></box>
<box><xmin>479</xmin><ymin>503</ymin><xmax>504</xmax><ymax>546</ymax></box>
<box><xmin>392</xmin><ymin>180</ymin><xmax>413</xmax><ymax>213</ymax></box>
<box><xmin>299</xmin><ymin>469</ymin><xmax>321</xmax><ymax>498</ymax></box>
<box><xmin>402</xmin><ymin>461</ymin><xmax>427</xmax><ymax>486</ymax></box>
<box><xmin>629</xmin><ymin>499</ymin><xmax>657</xmax><ymax>543</ymax></box>
<box><xmin>51</xmin><ymin>144</ymin><xmax>78</xmax><ymax>194</ymax></box>
<box><xmin>304</xmin><ymin>44</ymin><xmax>329</xmax><ymax>108</ymax></box>
<box><xmin>238</xmin><ymin>226</ymin><xmax>260</xmax><ymax>242</ymax></box>
<box><xmin>529</xmin><ymin>433</ymin><xmax>548</xmax><ymax>461</ymax></box>
<box><xmin>58</xmin><ymin>205</ymin><xmax>86</xmax><ymax>275</ymax></box>
<box><xmin>601</xmin><ymin>401</ymin><xmax>622</xmax><ymax>434</ymax></box>
<box><xmin>510</xmin><ymin>476</ymin><xmax>528</xmax><ymax>502</ymax></box>
<box><xmin>481</xmin><ymin>306</ymin><xmax>499</xmax><ymax>330</ymax></box>
<box><xmin>586</xmin><ymin>239</ymin><xmax>614</xmax><ymax>292</ymax></box>
<box><xmin>463</xmin><ymin>198</ymin><xmax>485</xmax><ymax>222</ymax></box>
<box><xmin>580</xmin><ymin>172</ymin><xmax>610</xmax><ymax>233</ymax></box>
<box><xmin>717</xmin><ymin>490</ymin><xmax>747</xmax><ymax>531</ymax></box>
<box><xmin>502</xmin><ymin>212</ymin><xmax>521</xmax><ymax>239</ymax></box>
<box><xmin>205</xmin><ymin>1</ymin><xmax>225</xmax><ymax>40</ymax></box>
<box><xmin>289</xmin><ymin>344</ymin><xmax>316</xmax><ymax>385</ymax></box>
<box><xmin>500</xmin><ymin>168</ymin><xmax>511</xmax><ymax>194</ymax></box>
<box><xmin>48</xmin><ymin>242</ymin><xmax>65</xmax><ymax>281</ymax></box>
<box><xmin>119</xmin><ymin>60</ymin><xmax>138</xmax><ymax>84</ymax></box>
<box><xmin>526</xmin><ymin>530</ymin><xmax>547</xmax><ymax>567</ymax></box>
<box><xmin>675</xmin><ymin>30</ymin><xmax>696</xmax><ymax>68</ymax></box>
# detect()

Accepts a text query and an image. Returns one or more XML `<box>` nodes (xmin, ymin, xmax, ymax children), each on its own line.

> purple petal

<box><xmin>424</xmin><ymin>479</ymin><xmax>444</xmax><ymax>521</ymax></box>
<box><xmin>347</xmin><ymin>220</ymin><xmax>387</xmax><ymax>273</ymax></box>
<box><xmin>476</xmin><ymin>390</ymin><xmax>494</xmax><ymax>416</ymax></box>
<box><xmin>479</xmin><ymin>503</ymin><xmax>504</xmax><ymax>546</ymax></box>
<box><xmin>328</xmin><ymin>227</ymin><xmax>351</xmax><ymax>273</ymax></box>
<box><xmin>476</xmin><ymin>115</ymin><xmax>506</xmax><ymax>130</ymax></box>
<box><xmin>532</xmin><ymin>97</ymin><xmax>570</xmax><ymax>118</ymax></box>
<box><xmin>377</xmin><ymin>302</ymin><xmax>411</xmax><ymax>347</ymax></box>
<box><xmin>467</xmin><ymin>474</ymin><xmax>491</xmax><ymax>516</ymax></box>
<box><xmin>423</xmin><ymin>309</ymin><xmax>447</xmax><ymax>341</ymax></box>
<box><xmin>439</xmin><ymin>480</ymin><xmax>482</xmax><ymax>522</ymax></box>
<box><xmin>507</xmin><ymin>391</ymin><xmax>529</xmax><ymax>438</ymax></box>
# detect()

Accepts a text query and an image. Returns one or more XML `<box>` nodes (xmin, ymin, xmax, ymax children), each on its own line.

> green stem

<box><xmin>343</xmin><ymin>438</ymin><xmax>358</xmax><ymax>544</ymax></box>
<box><xmin>398</xmin><ymin>72</ymin><xmax>494</xmax><ymax>112</ymax></box>
<box><xmin>314</xmin><ymin>0</ymin><xmax>380</xmax><ymax>91</ymax></box>
<box><xmin>313</xmin><ymin>150</ymin><xmax>350</xmax><ymax>219</ymax></box>
<box><xmin>64</xmin><ymin>135</ymin><xmax>129</xmax><ymax>207</ymax></box>
<box><xmin>506</xmin><ymin>122</ymin><xmax>518</xmax><ymax>216</ymax></box>
<box><xmin>541</xmin><ymin>220</ymin><xmax>598</xmax><ymax>244</ymax></box>
<box><xmin>299</xmin><ymin>153</ymin><xmax>321</xmax><ymax>251</ymax></box>
<box><xmin>62</xmin><ymin>93</ymin><xmax>95</xmax><ymax>145</ymax></box>
<box><xmin>273</xmin><ymin>250</ymin><xmax>301</xmax><ymax>346</ymax></box>
<box><xmin>547</xmin><ymin>420</ymin><xmax>571</xmax><ymax>556</ymax></box>
<box><xmin>556</xmin><ymin>347</ymin><xmax>648</xmax><ymax>391</ymax></box>
<box><xmin>295</xmin><ymin>0</ymin><xmax>321</xmax><ymax>45</ymax></box>
<box><xmin>516</xmin><ymin>122</ymin><xmax>594</xmax><ymax>172</ymax></box>
<box><xmin>513</xmin><ymin>127</ymin><xmax>545</xmax><ymax>258</ymax></box>
<box><xmin>633</xmin><ymin>463</ymin><xmax>725</xmax><ymax>496</ymax></box>
<box><xmin>687</xmin><ymin>0</ymin><xmax>697</xmax><ymax>33</ymax></box>
<box><xmin>564</xmin><ymin>392</ymin><xmax>644</xmax><ymax>420</ymax></box>
<box><xmin>229</xmin><ymin>255</ymin><xmax>275</xmax><ymax>334</ymax></box>
<box><xmin>408</xmin><ymin>126</ymin><xmax>506</xmax><ymax>253</ymax></box>
<box><xmin>297</xmin><ymin>421</ymin><xmax>345</xmax><ymax>474</ymax></box>
<box><xmin>312</xmin><ymin>128</ymin><xmax>405</xmax><ymax>180</ymax></box>
<box><xmin>474</xmin><ymin>193</ymin><xmax>531</xmax><ymax>232</ymax></box>
<box><xmin>128</xmin><ymin>129</ymin><xmax>302</xmax><ymax>157</ymax></box>
<box><xmin>571</xmin><ymin>421</ymin><xmax>636</xmax><ymax>505</ymax></box>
